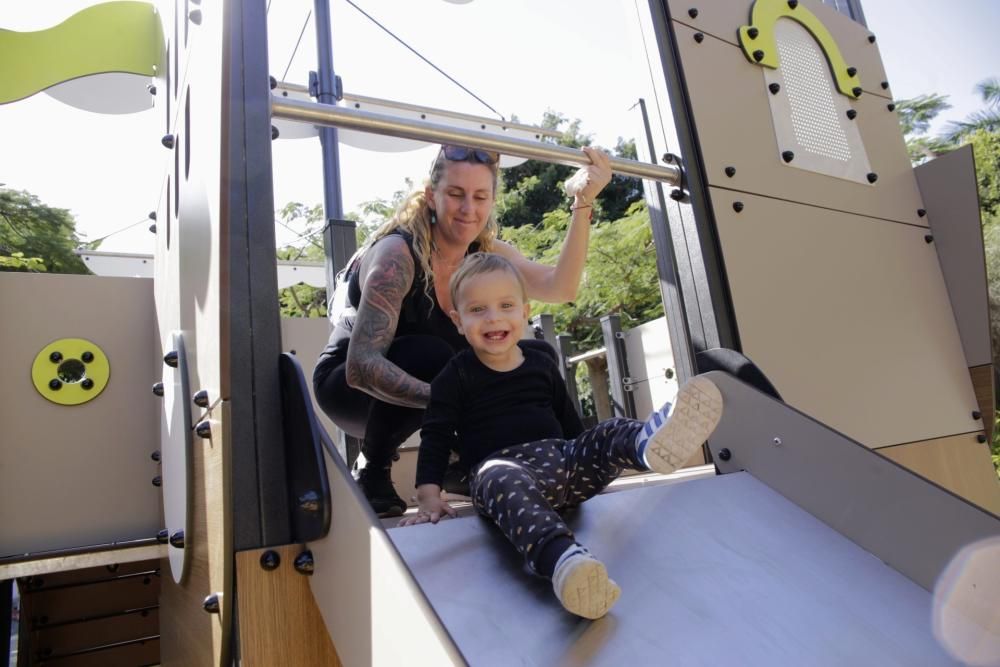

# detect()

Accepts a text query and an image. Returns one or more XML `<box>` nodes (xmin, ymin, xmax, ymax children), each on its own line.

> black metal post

<box><xmin>601</xmin><ymin>315</ymin><xmax>637</xmax><ymax>419</ymax></box>
<box><xmin>556</xmin><ymin>335</ymin><xmax>583</xmax><ymax>417</ymax></box>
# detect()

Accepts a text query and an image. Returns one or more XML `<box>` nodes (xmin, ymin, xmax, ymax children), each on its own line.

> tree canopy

<box><xmin>0</xmin><ymin>187</ymin><xmax>89</xmax><ymax>274</ymax></box>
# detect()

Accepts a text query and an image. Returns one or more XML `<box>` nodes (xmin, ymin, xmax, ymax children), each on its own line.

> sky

<box><xmin>0</xmin><ymin>0</ymin><xmax>998</xmax><ymax>254</ymax></box>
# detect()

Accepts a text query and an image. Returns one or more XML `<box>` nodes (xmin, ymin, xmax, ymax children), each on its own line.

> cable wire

<box><xmin>342</xmin><ymin>0</ymin><xmax>506</xmax><ymax>120</ymax></box>
<box><xmin>282</xmin><ymin>10</ymin><xmax>313</xmax><ymax>83</ymax></box>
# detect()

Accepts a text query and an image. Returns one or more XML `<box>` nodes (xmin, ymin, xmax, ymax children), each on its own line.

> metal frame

<box><xmin>601</xmin><ymin>314</ymin><xmax>638</xmax><ymax>419</ymax></box>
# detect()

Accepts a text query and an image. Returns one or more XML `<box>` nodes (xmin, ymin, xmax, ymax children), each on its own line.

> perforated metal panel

<box><xmin>765</xmin><ymin>19</ymin><xmax>871</xmax><ymax>182</ymax></box>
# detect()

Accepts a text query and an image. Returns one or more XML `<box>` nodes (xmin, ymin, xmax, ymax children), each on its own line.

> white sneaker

<box><xmin>551</xmin><ymin>546</ymin><xmax>621</xmax><ymax>619</ymax></box>
<box><xmin>636</xmin><ymin>375</ymin><xmax>723</xmax><ymax>475</ymax></box>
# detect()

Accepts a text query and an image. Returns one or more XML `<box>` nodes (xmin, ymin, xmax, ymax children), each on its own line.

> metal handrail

<box><xmin>567</xmin><ymin>347</ymin><xmax>607</xmax><ymax>365</ymax></box>
<box><xmin>271</xmin><ymin>95</ymin><xmax>683</xmax><ymax>185</ymax></box>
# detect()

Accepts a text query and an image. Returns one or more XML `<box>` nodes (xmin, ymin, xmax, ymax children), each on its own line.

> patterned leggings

<box><xmin>469</xmin><ymin>418</ymin><xmax>646</xmax><ymax>574</ymax></box>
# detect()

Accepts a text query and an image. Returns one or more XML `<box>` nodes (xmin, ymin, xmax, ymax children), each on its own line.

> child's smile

<box><xmin>450</xmin><ymin>269</ymin><xmax>531</xmax><ymax>371</ymax></box>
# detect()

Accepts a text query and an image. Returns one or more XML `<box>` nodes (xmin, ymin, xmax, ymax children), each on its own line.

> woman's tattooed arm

<box><xmin>345</xmin><ymin>237</ymin><xmax>431</xmax><ymax>408</ymax></box>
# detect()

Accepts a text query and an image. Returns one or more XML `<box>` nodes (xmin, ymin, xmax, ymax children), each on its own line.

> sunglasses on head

<box><xmin>441</xmin><ymin>145</ymin><xmax>499</xmax><ymax>165</ymax></box>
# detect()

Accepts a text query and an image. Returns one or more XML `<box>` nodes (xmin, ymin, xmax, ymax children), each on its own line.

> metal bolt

<box><xmin>787</xmin><ymin>0</ymin><xmax>798</xmax><ymax>8</ymax></box>
<box><xmin>203</xmin><ymin>594</ymin><xmax>220</xmax><ymax>614</ymax></box>
<box><xmin>924</xmin><ymin>235</ymin><xmax>934</xmax><ymax>244</ymax></box>
<box><xmin>868</xmin><ymin>34</ymin><xmax>876</xmax><ymax>43</ymax></box>
<box><xmin>81</xmin><ymin>378</ymin><xmax>94</xmax><ymax>390</ymax></box>
<box><xmin>973</xmin><ymin>410</ymin><xmax>982</xmax><ymax>420</ymax></box>
<box><xmin>733</xmin><ymin>201</ymin><xmax>744</xmax><ymax>213</ymax></box>
<box><xmin>718</xmin><ymin>448</ymin><xmax>732</xmax><ymax>461</ymax></box>
<box><xmin>669</xmin><ymin>188</ymin><xmax>686</xmax><ymax>202</ymax></box>
<box><xmin>188</xmin><ymin>9</ymin><xmax>202</xmax><ymax>25</ymax></box>
<box><xmin>782</xmin><ymin>150</ymin><xmax>794</xmax><ymax>163</ymax></box>
<box><xmin>49</xmin><ymin>351</ymin><xmax>63</xmax><ymax>363</ymax></box>
<box><xmin>152</xmin><ymin>382</ymin><xmax>164</xmax><ymax>397</ymax></box>
<box><xmin>662</xmin><ymin>152</ymin><xmax>677</xmax><ymax>164</ymax></box>
<box><xmin>977</xmin><ymin>434</ymin><xmax>988</xmax><ymax>444</ymax></box>
<box><xmin>747</xmin><ymin>27</ymin><xmax>759</xmax><ymax>39</ymax></box>
<box><xmin>846</xmin><ymin>66</ymin><xmax>857</xmax><ymax>77</ymax></box>
<box><xmin>269</xmin><ymin>75</ymin><xmax>277</xmax><ymax>90</ymax></box>
<box><xmin>694</xmin><ymin>32</ymin><xmax>704</xmax><ymax>43</ymax></box>
<box><xmin>196</xmin><ymin>421</ymin><xmax>212</xmax><ymax>439</ymax></box>
<box><xmin>688</xmin><ymin>8</ymin><xmax>698</xmax><ymax>18</ymax></box>
<box><xmin>887</xmin><ymin>103</ymin><xmax>896</xmax><ymax>112</ymax></box>
<box><xmin>152</xmin><ymin>450</ymin><xmax>161</xmax><ymax>462</ymax></box>
<box><xmin>161</xmin><ymin>134</ymin><xmax>175</xmax><ymax>149</ymax></box>
<box><xmin>881</xmin><ymin>81</ymin><xmax>889</xmax><ymax>90</ymax></box>
<box><xmin>49</xmin><ymin>379</ymin><xmax>62</xmax><ymax>391</ymax></box>
<box><xmin>299</xmin><ymin>490</ymin><xmax>320</xmax><ymax>513</ymax></box>
<box><xmin>152</xmin><ymin>475</ymin><xmax>162</xmax><ymax>487</ymax></box>
<box><xmin>81</xmin><ymin>351</ymin><xmax>94</xmax><ymax>363</ymax></box>
<box><xmin>148</xmin><ymin>211</ymin><xmax>157</xmax><ymax>221</ymax></box>
<box><xmin>271</xmin><ymin>125</ymin><xmax>280</xmax><ymax>140</ymax></box>
<box><xmin>147</xmin><ymin>84</ymin><xmax>157</xmax><ymax>96</ymax></box>
<box><xmin>768</xmin><ymin>82</ymin><xmax>781</xmax><ymax>95</ymax></box>
<box><xmin>193</xmin><ymin>389</ymin><xmax>210</xmax><ymax>408</ymax></box>
<box><xmin>753</xmin><ymin>50</ymin><xmax>765</xmax><ymax>62</ymax></box>
<box><xmin>164</xmin><ymin>351</ymin><xmax>179</xmax><ymax>368</ymax></box>
<box><xmin>169</xmin><ymin>530</ymin><xmax>185</xmax><ymax>548</ymax></box>
<box><xmin>149</xmin><ymin>224</ymin><xmax>157</xmax><ymax>234</ymax></box>
<box><xmin>260</xmin><ymin>550</ymin><xmax>281</xmax><ymax>570</ymax></box>
<box><xmin>847</xmin><ymin>109</ymin><xmax>858</xmax><ymax>120</ymax></box>
<box><xmin>773</xmin><ymin>437</ymin><xmax>782</xmax><ymax>446</ymax></box>
<box><xmin>852</xmin><ymin>87</ymin><xmax>863</xmax><ymax>97</ymax></box>
<box><xmin>725</xmin><ymin>166</ymin><xmax>736</xmax><ymax>177</ymax></box>
<box><xmin>157</xmin><ymin>529</ymin><xmax>169</xmax><ymax>544</ymax></box>
<box><xmin>867</xmin><ymin>172</ymin><xmax>878</xmax><ymax>184</ymax></box>
<box><xmin>917</xmin><ymin>209</ymin><xmax>926</xmax><ymax>217</ymax></box>
<box><xmin>294</xmin><ymin>550</ymin><xmax>315</xmax><ymax>575</ymax></box>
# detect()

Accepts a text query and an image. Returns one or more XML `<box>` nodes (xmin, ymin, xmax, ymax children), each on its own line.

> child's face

<box><xmin>450</xmin><ymin>269</ymin><xmax>530</xmax><ymax>362</ymax></box>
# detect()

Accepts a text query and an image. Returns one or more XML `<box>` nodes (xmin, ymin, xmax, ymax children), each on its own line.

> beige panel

<box><xmin>159</xmin><ymin>401</ymin><xmax>230</xmax><ymax>667</ymax></box>
<box><xmin>674</xmin><ymin>23</ymin><xmax>924</xmax><ymax>226</ymax></box>
<box><xmin>667</xmin><ymin>0</ymin><xmax>892</xmax><ymax>98</ymax></box>
<box><xmin>22</xmin><ymin>573</ymin><xmax>159</xmax><ymax>626</ymax></box>
<box><xmin>712</xmin><ymin>188</ymin><xmax>980</xmax><ymax>448</ymax></box>
<box><xmin>877</xmin><ymin>435</ymin><xmax>1000</xmax><ymax>515</ymax></box>
<box><xmin>235</xmin><ymin>545</ymin><xmax>342</xmax><ymax>667</ymax></box>
<box><xmin>280</xmin><ymin>318</ymin><xmax>339</xmax><ymax>440</ymax></box>
<box><xmin>0</xmin><ymin>274</ymin><xmax>161</xmax><ymax>556</ymax></box>
<box><xmin>970</xmin><ymin>365</ymin><xmax>995</xmax><ymax>442</ymax></box>
<box><xmin>310</xmin><ymin>448</ymin><xmax>464</xmax><ymax>666</ymax></box>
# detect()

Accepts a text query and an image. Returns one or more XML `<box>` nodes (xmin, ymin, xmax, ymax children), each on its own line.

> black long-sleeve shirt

<box><xmin>416</xmin><ymin>345</ymin><xmax>584</xmax><ymax>488</ymax></box>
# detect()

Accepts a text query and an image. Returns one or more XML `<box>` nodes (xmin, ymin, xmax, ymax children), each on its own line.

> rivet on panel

<box><xmin>271</xmin><ymin>125</ymin><xmax>280</xmax><ymax>140</ymax></box>
<box><xmin>973</xmin><ymin>410</ymin><xmax>982</xmax><ymax>420</ymax></box>
<box><xmin>977</xmin><ymin>434</ymin><xmax>988</xmax><ymax>443</ymax></box>
<box><xmin>881</xmin><ymin>81</ymin><xmax>889</xmax><ymax>90</ymax></box>
<box><xmin>152</xmin><ymin>382</ymin><xmax>164</xmax><ymax>397</ymax></box>
<box><xmin>152</xmin><ymin>475</ymin><xmax>162</xmax><ymax>487</ymax></box>
<box><xmin>163</xmin><ymin>351</ymin><xmax>179</xmax><ymax>368</ymax></box>
<box><xmin>847</xmin><ymin>109</ymin><xmax>858</xmax><ymax>120</ymax></box>
<box><xmin>146</xmin><ymin>84</ymin><xmax>157</xmax><ymax>96</ymax></box>
<box><xmin>747</xmin><ymin>27</ymin><xmax>759</xmax><ymax>39</ymax></box>
<box><xmin>149</xmin><ymin>224</ymin><xmax>157</xmax><ymax>234</ymax></box>
<box><xmin>887</xmin><ymin>103</ymin><xmax>896</xmax><ymax>112</ymax></box>
<box><xmin>694</xmin><ymin>32</ymin><xmax>704</xmax><ymax>43</ymax></box>
<box><xmin>196</xmin><ymin>421</ymin><xmax>212</xmax><ymax>439</ymax></box>
<box><xmin>725</xmin><ymin>166</ymin><xmax>736</xmax><ymax>177</ymax></box>
<box><xmin>768</xmin><ymin>83</ymin><xmax>781</xmax><ymax>95</ymax></box>
<box><xmin>161</xmin><ymin>134</ymin><xmax>175</xmax><ymax>149</ymax></box>
<box><xmin>269</xmin><ymin>75</ymin><xmax>277</xmax><ymax>90</ymax></box>
<box><xmin>294</xmin><ymin>550</ymin><xmax>315</xmax><ymax>576</ymax></box>
<box><xmin>753</xmin><ymin>50</ymin><xmax>765</xmax><ymax>62</ymax></box>
<box><xmin>781</xmin><ymin>150</ymin><xmax>794</xmax><ymax>163</ymax></box>
<box><xmin>917</xmin><ymin>208</ymin><xmax>927</xmax><ymax>217</ymax></box>
<box><xmin>787</xmin><ymin>0</ymin><xmax>798</xmax><ymax>8</ymax></box>
<box><xmin>49</xmin><ymin>352</ymin><xmax>63</xmax><ymax>363</ymax></box>
<box><xmin>260</xmin><ymin>550</ymin><xmax>281</xmax><ymax>571</ymax></box>
<box><xmin>868</xmin><ymin>34</ymin><xmax>876</xmax><ymax>43</ymax></box>
<box><xmin>157</xmin><ymin>529</ymin><xmax>169</xmax><ymax>544</ymax></box>
<box><xmin>152</xmin><ymin>450</ymin><xmax>161</xmax><ymax>462</ymax></box>
<box><xmin>188</xmin><ymin>9</ymin><xmax>202</xmax><ymax>25</ymax></box>
<box><xmin>852</xmin><ymin>87</ymin><xmax>863</xmax><ymax>97</ymax></box>
<box><xmin>688</xmin><ymin>8</ymin><xmax>698</xmax><ymax>18</ymax></box>
<box><xmin>866</xmin><ymin>172</ymin><xmax>878</xmax><ymax>183</ymax></box>
<box><xmin>732</xmin><ymin>201</ymin><xmax>744</xmax><ymax>213</ymax></box>
<box><xmin>718</xmin><ymin>448</ymin><xmax>732</xmax><ymax>461</ymax></box>
<box><xmin>193</xmin><ymin>389</ymin><xmax>210</xmax><ymax>408</ymax></box>
<box><xmin>48</xmin><ymin>379</ymin><xmax>62</xmax><ymax>391</ymax></box>
<box><xmin>81</xmin><ymin>351</ymin><xmax>94</xmax><ymax>363</ymax></box>
<box><xmin>924</xmin><ymin>235</ymin><xmax>934</xmax><ymax>244</ymax></box>
<box><xmin>169</xmin><ymin>531</ymin><xmax>185</xmax><ymax>548</ymax></box>
<box><xmin>846</xmin><ymin>66</ymin><xmax>857</xmax><ymax>77</ymax></box>
<box><xmin>148</xmin><ymin>211</ymin><xmax>157</xmax><ymax>221</ymax></box>
<box><xmin>669</xmin><ymin>189</ymin><xmax>686</xmax><ymax>202</ymax></box>
<box><xmin>203</xmin><ymin>594</ymin><xmax>220</xmax><ymax>614</ymax></box>
<box><xmin>81</xmin><ymin>379</ymin><xmax>94</xmax><ymax>390</ymax></box>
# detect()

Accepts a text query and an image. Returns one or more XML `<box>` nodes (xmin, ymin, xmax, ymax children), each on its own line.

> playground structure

<box><xmin>2</xmin><ymin>0</ymin><xmax>1000</xmax><ymax>665</ymax></box>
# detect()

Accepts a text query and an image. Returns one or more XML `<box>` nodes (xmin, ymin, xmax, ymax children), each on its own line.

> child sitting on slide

<box><xmin>400</xmin><ymin>253</ymin><xmax>723</xmax><ymax>619</ymax></box>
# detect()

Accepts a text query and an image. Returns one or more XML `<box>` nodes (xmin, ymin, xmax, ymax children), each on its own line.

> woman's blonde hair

<box><xmin>363</xmin><ymin>148</ymin><xmax>500</xmax><ymax>304</ymax></box>
<box><xmin>449</xmin><ymin>253</ymin><xmax>527</xmax><ymax>309</ymax></box>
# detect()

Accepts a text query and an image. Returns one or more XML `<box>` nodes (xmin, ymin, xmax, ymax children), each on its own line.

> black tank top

<box><xmin>319</xmin><ymin>230</ymin><xmax>477</xmax><ymax>365</ymax></box>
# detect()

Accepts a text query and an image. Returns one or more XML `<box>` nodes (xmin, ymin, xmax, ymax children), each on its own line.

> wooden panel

<box><xmin>712</xmin><ymin>188</ymin><xmax>980</xmax><ymax>448</ymax></box>
<box><xmin>158</xmin><ymin>402</ymin><xmax>230</xmax><ymax>667</ymax></box>
<box><xmin>17</xmin><ymin>559</ymin><xmax>159</xmax><ymax>591</ymax></box>
<box><xmin>877</xmin><ymin>435</ymin><xmax>1000</xmax><ymax>515</ymax></box>
<box><xmin>34</xmin><ymin>637</ymin><xmax>159</xmax><ymax>667</ymax></box>
<box><xmin>666</xmin><ymin>0</ymin><xmax>892</xmax><ymax>98</ymax></box>
<box><xmin>32</xmin><ymin>608</ymin><xmax>158</xmax><ymax>657</ymax></box>
<box><xmin>970</xmin><ymin>365</ymin><xmax>995</xmax><ymax>442</ymax></box>
<box><xmin>22</xmin><ymin>573</ymin><xmax>159</xmax><ymax>626</ymax></box>
<box><xmin>0</xmin><ymin>273</ymin><xmax>161</xmax><ymax>556</ymax></box>
<box><xmin>673</xmin><ymin>22</ymin><xmax>924</xmax><ymax>226</ymax></box>
<box><xmin>235</xmin><ymin>545</ymin><xmax>341</xmax><ymax>667</ymax></box>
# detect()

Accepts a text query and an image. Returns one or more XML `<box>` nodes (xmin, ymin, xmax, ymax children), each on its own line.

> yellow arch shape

<box><xmin>0</xmin><ymin>1</ymin><xmax>164</xmax><ymax>105</ymax></box>
<box><xmin>737</xmin><ymin>0</ymin><xmax>862</xmax><ymax>99</ymax></box>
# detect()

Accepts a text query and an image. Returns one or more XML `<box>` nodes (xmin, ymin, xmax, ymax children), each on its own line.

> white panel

<box><xmin>622</xmin><ymin>317</ymin><xmax>679</xmax><ymax>419</ymax></box>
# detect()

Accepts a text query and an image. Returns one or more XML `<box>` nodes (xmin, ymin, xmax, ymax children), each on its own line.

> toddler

<box><xmin>402</xmin><ymin>253</ymin><xmax>723</xmax><ymax>619</ymax></box>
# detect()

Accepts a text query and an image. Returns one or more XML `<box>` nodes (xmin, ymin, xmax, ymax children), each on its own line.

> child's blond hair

<box><xmin>449</xmin><ymin>253</ymin><xmax>528</xmax><ymax>308</ymax></box>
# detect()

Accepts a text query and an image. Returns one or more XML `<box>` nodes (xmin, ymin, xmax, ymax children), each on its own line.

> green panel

<box><xmin>0</xmin><ymin>1</ymin><xmax>164</xmax><ymax>105</ymax></box>
<box><xmin>738</xmin><ymin>0</ymin><xmax>862</xmax><ymax>98</ymax></box>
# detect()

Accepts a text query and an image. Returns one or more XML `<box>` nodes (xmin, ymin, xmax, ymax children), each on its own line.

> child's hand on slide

<box><xmin>398</xmin><ymin>487</ymin><xmax>456</xmax><ymax>526</ymax></box>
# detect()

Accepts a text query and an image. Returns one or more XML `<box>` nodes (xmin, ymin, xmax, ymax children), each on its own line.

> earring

<box><xmin>429</xmin><ymin>210</ymin><xmax>437</xmax><ymax>225</ymax></box>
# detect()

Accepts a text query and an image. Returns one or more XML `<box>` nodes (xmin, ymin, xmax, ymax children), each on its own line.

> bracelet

<box><xmin>570</xmin><ymin>204</ymin><xmax>592</xmax><ymax>211</ymax></box>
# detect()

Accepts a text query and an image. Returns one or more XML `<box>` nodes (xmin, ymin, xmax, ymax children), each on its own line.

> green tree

<box><xmin>944</xmin><ymin>77</ymin><xmax>1000</xmax><ymax>143</ymax></box>
<box><xmin>0</xmin><ymin>187</ymin><xmax>89</xmax><ymax>274</ymax></box>
<box><xmin>895</xmin><ymin>93</ymin><xmax>953</xmax><ymax>163</ymax></box>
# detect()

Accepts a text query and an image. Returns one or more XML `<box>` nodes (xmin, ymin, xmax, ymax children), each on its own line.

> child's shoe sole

<box><xmin>645</xmin><ymin>375</ymin><xmax>723</xmax><ymax>475</ymax></box>
<box><xmin>556</xmin><ymin>558</ymin><xmax>621</xmax><ymax>620</ymax></box>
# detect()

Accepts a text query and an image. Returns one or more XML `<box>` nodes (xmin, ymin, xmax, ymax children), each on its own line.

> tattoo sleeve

<box><xmin>345</xmin><ymin>240</ymin><xmax>431</xmax><ymax>408</ymax></box>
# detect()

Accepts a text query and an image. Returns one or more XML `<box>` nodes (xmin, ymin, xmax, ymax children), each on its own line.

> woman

<box><xmin>313</xmin><ymin>144</ymin><xmax>612</xmax><ymax>517</ymax></box>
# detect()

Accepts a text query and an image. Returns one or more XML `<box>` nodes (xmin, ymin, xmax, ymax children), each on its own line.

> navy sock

<box><xmin>536</xmin><ymin>535</ymin><xmax>577</xmax><ymax>578</ymax></box>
